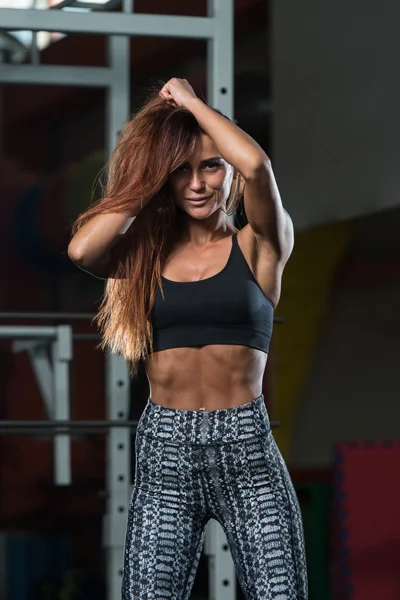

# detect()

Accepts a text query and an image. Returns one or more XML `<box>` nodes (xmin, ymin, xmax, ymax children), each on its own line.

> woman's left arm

<box><xmin>185</xmin><ymin>95</ymin><xmax>293</xmax><ymax>261</ymax></box>
<box><xmin>160</xmin><ymin>77</ymin><xmax>293</xmax><ymax>265</ymax></box>
<box><xmin>160</xmin><ymin>78</ymin><xmax>293</xmax><ymax>260</ymax></box>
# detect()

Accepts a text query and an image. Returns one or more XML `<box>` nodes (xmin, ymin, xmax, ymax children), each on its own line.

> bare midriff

<box><xmin>144</xmin><ymin>344</ymin><xmax>268</xmax><ymax>411</ymax></box>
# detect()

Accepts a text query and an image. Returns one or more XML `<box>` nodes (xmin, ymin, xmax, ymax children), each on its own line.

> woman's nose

<box><xmin>189</xmin><ymin>172</ymin><xmax>205</xmax><ymax>190</ymax></box>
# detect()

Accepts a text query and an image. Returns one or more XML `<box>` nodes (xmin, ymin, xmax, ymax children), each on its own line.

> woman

<box><xmin>68</xmin><ymin>78</ymin><xmax>308</xmax><ymax>600</ymax></box>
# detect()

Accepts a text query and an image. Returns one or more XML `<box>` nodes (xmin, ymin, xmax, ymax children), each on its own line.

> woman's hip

<box><xmin>136</xmin><ymin>393</ymin><xmax>271</xmax><ymax>446</ymax></box>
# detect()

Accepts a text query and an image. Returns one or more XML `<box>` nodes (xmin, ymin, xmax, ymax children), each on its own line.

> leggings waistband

<box><xmin>137</xmin><ymin>394</ymin><xmax>271</xmax><ymax>446</ymax></box>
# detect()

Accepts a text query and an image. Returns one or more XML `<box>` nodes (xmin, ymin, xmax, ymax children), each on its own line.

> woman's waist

<box><xmin>136</xmin><ymin>392</ymin><xmax>271</xmax><ymax>446</ymax></box>
<box><xmin>147</xmin><ymin>384</ymin><xmax>263</xmax><ymax>412</ymax></box>
<box><xmin>145</xmin><ymin>343</ymin><xmax>268</xmax><ymax>410</ymax></box>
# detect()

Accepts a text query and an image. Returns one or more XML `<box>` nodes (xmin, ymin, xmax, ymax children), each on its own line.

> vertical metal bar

<box><xmin>105</xmin><ymin>34</ymin><xmax>130</xmax><ymax>600</ymax></box>
<box><xmin>207</xmin><ymin>0</ymin><xmax>234</xmax><ymax>118</ymax></box>
<box><xmin>30</xmin><ymin>32</ymin><xmax>40</xmax><ymax>65</ymax></box>
<box><xmin>28</xmin><ymin>345</ymin><xmax>54</xmax><ymax>417</ymax></box>
<box><xmin>104</xmin><ymin>352</ymin><xmax>130</xmax><ymax>600</ymax></box>
<box><xmin>52</xmin><ymin>325</ymin><xmax>72</xmax><ymax>486</ymax></box>
<box><xmin>122</xmin><ymin>0</ymin><xmax>133</xmax><ymax>13</ymax></box>
<box><xmin>30</xmin><ymin>0</ymin><xmax>40</xmax><ymax>64</ymax></box>
<box><xmin>207</xmin><ymin>0</ymin><xmax>235</xmax><ymax>226</ymax></box>
<box><xmin>206</xmin><ymin>2</ymin><xmax>236</xmax><ymax>594</ymax></box>
<box><xmin>205</xmin><ymin>519</ymin><xmax>236</xmax><ymax>600</ymax></box>
<box><xmin>106</xmin><ymin>36</ymin><xmax>130</xmax><ymax>159</ymax></box>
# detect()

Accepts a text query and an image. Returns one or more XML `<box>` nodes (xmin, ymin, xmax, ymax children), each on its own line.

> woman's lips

<box><xmin>185</xmin><ymin>195</ymin><xmax>212</xmax><ymax>203</ymax></box>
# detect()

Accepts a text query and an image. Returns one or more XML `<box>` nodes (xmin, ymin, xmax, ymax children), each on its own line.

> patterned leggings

<box><xmin>122</xmin><ymin>395</ymin><xmax>308</xmax><ymax>599</ymax></box>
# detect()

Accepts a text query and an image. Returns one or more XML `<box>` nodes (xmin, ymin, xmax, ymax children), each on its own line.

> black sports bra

<box><xmin>150</xmin><ymin>233</ymin><xmax>274</xmax><ymax>353</ymax></box>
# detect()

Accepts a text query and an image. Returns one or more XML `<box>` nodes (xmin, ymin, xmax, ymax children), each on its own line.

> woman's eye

<box><xmin>175</xmin><ymin>164</ymin><xmax>189</xmax><ymax>173</ymax></box>
<box><xmin>204</xmin><ymin>162</ymin><xmax>221</xmax><ymax>170</ymax></box>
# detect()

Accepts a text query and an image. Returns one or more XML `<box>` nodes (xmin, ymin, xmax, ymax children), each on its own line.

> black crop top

<box><xmin>150</xmin><ymin>233</ymin><xmax>274</xmax><ymax>353</ymax></box>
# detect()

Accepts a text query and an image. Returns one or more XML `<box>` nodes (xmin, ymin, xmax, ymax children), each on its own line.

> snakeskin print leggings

<box><xmin>122</xmin><ymin>394</ymin><xmax>308</xmax><ymax>599</ymax></box>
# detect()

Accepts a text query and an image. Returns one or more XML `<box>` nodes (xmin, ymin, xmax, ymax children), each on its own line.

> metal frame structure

<box><xmin>0</xmin><ymin>324</ymin><xmax>73</xmax><ymax>486</ymax></box>
<box><xmin>104</xmin><ymin>348</ymin><xmax>131</xmax><ymax>598</ymax></box>
<box><xmin>0</xmin><ymin>0</ymin><xmax>234</xmax><ymax>155</ymax></box>
<box><xmin>0</xmin><ymin>1</ymin><xmax>237</xmax><ymax>596</ymax></box>
<box><xmin>0</xmin><ymin>322</ymin><xmax>237</xmax><ymax>600</ymax></box>
<box><xmin>0</xmin><ymin>315</ymin><xmax>237</xmax><ymax>600</ymax></box>
<box><xmin>0</xmin><ymin>321</ymin><xmax>131</xmax><ymax>600</ymax></box>
<box><xmin>0</xmin><ymin>313</ymin><xmax>280</xmax><ymax>599</ymax></box>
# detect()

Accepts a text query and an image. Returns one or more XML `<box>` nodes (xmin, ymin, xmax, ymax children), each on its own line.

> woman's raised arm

<box><xmin>68</xmin><ymin>210</ymin><xmax>137</xmax><ymax>278</ymax></box>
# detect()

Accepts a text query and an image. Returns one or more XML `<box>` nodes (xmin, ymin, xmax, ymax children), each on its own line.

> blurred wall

<box><xmin>272</xmin><ymin>220</ymin><xmax>353</xmax><ymax>459</ymax></box>
<box><xmin>272</xmin><ymin>0</ymin><xmax>400</xmax><ymax>230</ymax></box>
<box><xmin>290</xmin><ymin>208</ymin><xmax>400</xmax><ymax>467</ymax></box>
<box><xmin>291</xmin><ymin>280</ymin><xmax>400</xmax><ymax>467</ymax></box>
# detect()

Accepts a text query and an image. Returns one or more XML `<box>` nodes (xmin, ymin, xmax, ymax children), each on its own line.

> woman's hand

<box><xmin>159</xmin><ymin>78</ymin><xmax>197</xmax><ymax>109</ymax></box>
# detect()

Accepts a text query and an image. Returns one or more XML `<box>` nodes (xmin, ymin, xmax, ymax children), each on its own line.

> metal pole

<box><xmin>104</xmin><ymin>32</ymin><xmax>131</xmax><ymax>600</ymax></box>
<box><xmin>0</xmin><ymin>326</ymin><xmax>58</xmax><ymax>339</ymax></box>
<box><xmin>207</xmin><ymin>0</ymin><xmax>234</xmax><ymax>227</ymax></box>
<box><xmin>0</xmin><ymin>312</ymin><xmax>95</xmax><ymax>320</ymax></box>
<box><xmin>207</xmin><ymin>0</ymin><xmax>234</xmax><ymax>118</ymax></box>
<box><xmin>204</xmin><ymin>519</ymin><xmax>236</xmax><ymax>600</ymax></box>
<box><xmin>0</xmin><ymin>64</ymin><xmax>114</xmax><ymax>86</ymax></box>
<box><xmin>0</xmin><ymin>9</ymin><xmax>215</xmax><ymax>38</ymax></box>
<box><xmin>0</xmin><ymin>420</ymin><xmax>278</xmax><ymax>433</ymax></box>
<box><xmin>205</xmin><ymin>2</ymin><xmax>236</xmax><ymax>597</ymax></box>
<box><xmin>52</xmin><ymin>326</ymin><xmax>72</xmax><ymax>486</ymax></box>
<box><xmin>122</xmin><ymin>0</ymin><xmax>133</xmax><ymax>13</ymax></box>
<box><xmin>0</xmin><ymin>312</ymin><xmax>283</xmax><ymax>323</ymax></box>
<box><xmin>107</xmin><ymin>35</ymin><xmax>130</xmax><ymax>158</ymax></box>
<box><xmin>104</xmin><ymin>352</ymin><xmax>131</xmax><ymax>600</ymax></box>
<box><xmin>0</xmin><ymin>420</ymin><xmax>139</xmax><ymax>433</ymax></box>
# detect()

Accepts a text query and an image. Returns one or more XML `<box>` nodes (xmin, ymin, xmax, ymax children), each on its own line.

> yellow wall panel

<box><xmin>273</xmin><ymin>221</ymin><xmax>354</xmax><ymax>460</ymax></box>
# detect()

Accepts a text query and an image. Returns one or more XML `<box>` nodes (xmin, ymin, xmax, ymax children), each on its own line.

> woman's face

<box><xmin>169</xmin><ymin>133</ymin><xmax>233</xmax><ymax>218</ymax></box>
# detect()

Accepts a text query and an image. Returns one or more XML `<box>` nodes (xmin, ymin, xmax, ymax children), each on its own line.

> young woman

<box><xmin>68</xmin><ymin>78</ymin><xmax>308</xmax><ymax>600</ymax></box>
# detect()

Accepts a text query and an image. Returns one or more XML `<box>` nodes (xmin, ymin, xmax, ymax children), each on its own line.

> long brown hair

<box><xmin>72</xmin><ymin>91</ymin><xmax>244</xmax><ymax>375</ymax></box>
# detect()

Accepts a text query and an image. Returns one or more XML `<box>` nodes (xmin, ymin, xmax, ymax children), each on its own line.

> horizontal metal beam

<box><xmin>0</xmin><ymin>312</ymin><xmax>95</xmax><ymax>320</ymax></box>
<box><xmin>0</xmin><ymin>419</ymin><xmax>138</xmax><ymax>433</ymax></box>
<box><xmin>0</xmin><ymin>326</ymin><xmax>58</xmax><ymax>339</ymax></box>
<box><xmin>0</xmin><ymin>419</ymin><xmax>280</xmax><ymax>434</ymax></box>
<box><xmin>0</xmin><ymin>9</ymin><xmax>215</xmax><ymax>38</ymax></box>
<box><xmin>55</xmin><ymin>0</ymin><xmax>122</xmax><ymax>11</ymax></box>
<box><xmin>0</xmin><ymin>312</ymin><xmax>283</xmax><ymax>324</ymax></box>
<box><xmin>0</xmin><ymin>64</ymin><xmax>112</xmax><ymax>87</ymax></box>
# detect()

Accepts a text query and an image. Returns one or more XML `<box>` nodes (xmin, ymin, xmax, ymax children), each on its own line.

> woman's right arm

<box><xmin>68</xmin><ymin>211</ymin><xmax>137</xmax><ymax>278</ymax></box>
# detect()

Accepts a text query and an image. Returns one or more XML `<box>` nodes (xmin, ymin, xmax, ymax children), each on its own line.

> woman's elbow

<box><xmin>242</xmin><ymin>155</ymin><xmax>272</xmax><ymax>182</ymax></box>
<box><xmin>67</xmin><ymin>239</ymin><xmax>86</xmax><ymax>266</ymax></box>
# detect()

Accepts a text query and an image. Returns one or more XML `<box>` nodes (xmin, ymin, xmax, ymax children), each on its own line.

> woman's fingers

<box><xmin>160</xmin><ymin>88</ymin><xmax>178</xmax><ymax>108</ymax></box>
<box><xmin>159</xmin><ymin>78</ymin><xmax>196</xmax><ymax>107</ymax></box>
<box><xmin>160</xmin><ymin>86</ymin><xmax>173</xmax><ymax>100</ymax></box>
